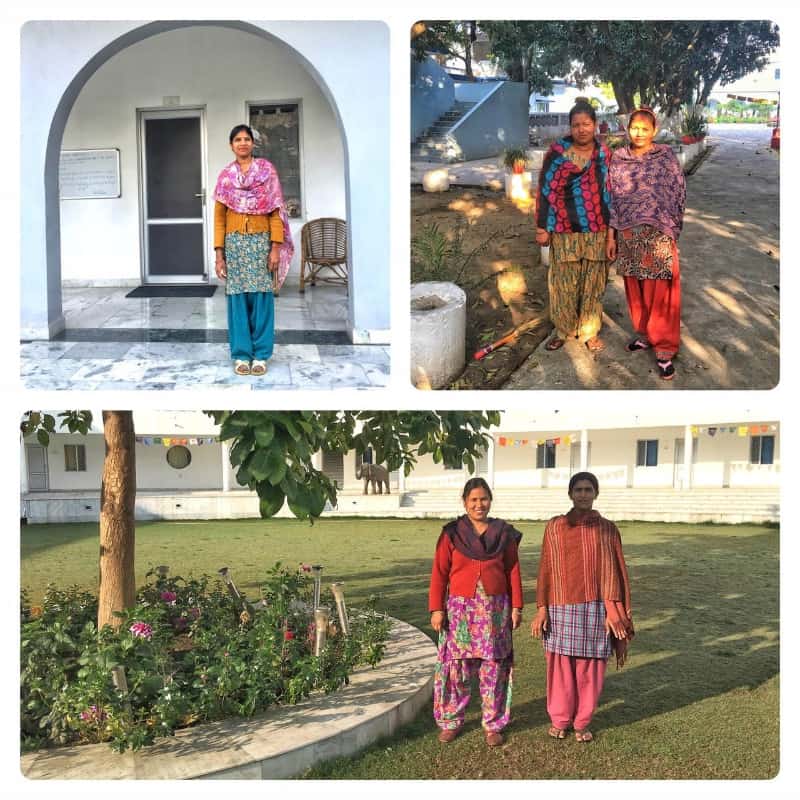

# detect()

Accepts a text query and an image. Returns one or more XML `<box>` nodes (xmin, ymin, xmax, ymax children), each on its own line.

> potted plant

<box><xmin>681</xmin><ymin>109</ymin><xmax>707</xmax><ymax>144</ymax></box>
<box><xmin>502</xmin><ymin>146</ymin><xmax>529</xmax><ymax>174</ymax></box>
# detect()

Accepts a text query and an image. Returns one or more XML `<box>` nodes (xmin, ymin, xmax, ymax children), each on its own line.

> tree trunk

<box><xmin>98</xmin><ymin>411</ymin><xmax>137</xmax><ymax>630</ymax></box>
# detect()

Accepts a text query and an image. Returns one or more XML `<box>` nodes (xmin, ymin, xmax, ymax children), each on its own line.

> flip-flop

<box><xmin>626</xmin><ymin>338</ymin><xmax>651</xmax><ymax>352</ymax></box>
<box><xmin>546</xmin><ymin>337</ymin><xmax>565</xmax><ymax>351</ymax></box>
<box><xmin>234</xmin><ymin>360</ymin><xmax>251</xmax><ymax>375</ymax></box>
<box><xmin>548</xmin><ymin>726</ymin><xmax>567</xmax><ymax>739</ymax></box>
<box><xmin>657</xmin><ymin>359</ymin><xmax>675</xmax><ymax>380</ymax></box>
<box><xmin>250</xmin><ymin>359</ymin><xmax>267</xmax><ymax>376</ymax></box>
<box><xmin>586</xmin><ymin>336</ymin><xmax>605</xmax><ymax>352</ymax></box>
<box><xmin>575</xmin><ymin>729</ymin><xmax>594</xmax><ymax>743</ymax></box>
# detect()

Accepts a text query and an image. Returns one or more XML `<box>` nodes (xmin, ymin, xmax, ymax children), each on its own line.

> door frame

<box><xmin>137</xmin><ymin>106</ymin><xmax>209</xmax><ymax>284</ymax></box>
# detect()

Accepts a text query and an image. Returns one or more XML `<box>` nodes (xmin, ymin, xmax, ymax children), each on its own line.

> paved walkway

<box><xmin>20</xmin><ymin>284</ymin><xmax>389</xmax><ymax>390</ymax></box>
<box><xmin>504</xmin><ymin>124</ymin><xmax>779</xmax><ymax>389</ymax></box>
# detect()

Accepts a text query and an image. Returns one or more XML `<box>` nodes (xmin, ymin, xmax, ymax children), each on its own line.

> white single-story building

<box><xmin>21</xmin><ymin>410</ymin><xmax>779</xmax><ymax>525</ymax></box>
<box><xmin>21</xmin><ymin>20</ymin><xmax>389</xmax><ymax>344</ymax></box>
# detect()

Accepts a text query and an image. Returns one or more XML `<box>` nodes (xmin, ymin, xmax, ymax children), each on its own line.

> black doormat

<box><xmin>126</xmin><ymin>285</ymin><xmax>217</xmax><ymax>298</ymax></box>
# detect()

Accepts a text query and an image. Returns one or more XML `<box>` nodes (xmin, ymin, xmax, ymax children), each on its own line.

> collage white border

<box><xmin>1</xmin><ymin>2</ymin><xmax>793</xmax><ymax>798</ymax></box>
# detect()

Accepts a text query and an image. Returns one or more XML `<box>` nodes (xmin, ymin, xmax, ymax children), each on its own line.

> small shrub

<box><xmin>20</xmin><ymin>565</ymin><xmax>390</xmax><ymax>753</ymax></box>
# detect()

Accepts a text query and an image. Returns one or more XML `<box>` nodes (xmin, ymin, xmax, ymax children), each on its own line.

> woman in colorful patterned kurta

<box><xmin>213</xmin><ymin>124</ymin><xmax>294</xmax><ymax>376</ymax></box>
<box><xmin>607</xmin><ymin>107</ymin><xmax>686</xmax><ymax>380</ymax></box>
<box><xmin>532</xmin><ymin>472</ymin><xmax>633</xmax><ymax>742</ymax></box>
<box><xmin>429</xmin><ymin>478</ymin><xmax>524</xmax><ymax>747</ymax></box>
<box><xmin>535</xmin><ymin>102</ymin><xmax>614</xmax><ymax>353</ymax></box>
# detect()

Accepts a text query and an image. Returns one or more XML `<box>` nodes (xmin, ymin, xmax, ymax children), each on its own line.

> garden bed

<box><xmin>21</xmin><ymin>565</ymin><xmax>390</xmax><ymax>755</ymax></box>
<box><xmin>411</xmin><ymin>186</ymin><xmax>551</xmax><ymax>389</ymax></box>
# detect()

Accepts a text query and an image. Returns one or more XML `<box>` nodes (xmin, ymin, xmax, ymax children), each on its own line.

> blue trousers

<box><xmin>227</xmin><ymin>291</ymin><xmax>275</xmax><ymax>361</ymax></box>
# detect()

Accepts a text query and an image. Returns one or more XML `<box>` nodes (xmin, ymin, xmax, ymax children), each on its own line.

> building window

<box><xmin>636</xmin><ymin>439</ymin><xmax>659</xmax><ymax>467</ymax></box>
<box><xmin>64</xmin><ymin>444</ymin><xmax>86</xmax><ymax>472</ymax></box>
<box><xmin>248</xmin><ymin>103</ymin><xmax>301</xmax><ymax>218</ymax></box>
<box><xmin>750</xmin><ymin>435</ymin><xmax>775</xmax><ymax>465</ymax></box>
<box><xmin>774</xmin><ymin>68</ymin><xmax>780</xmax><ymax>80</ymax></box>
<box><xmin>536</xmin><ymin>442</ymin><xmax>556</xmax><ymax>469</ymax></box>
<box><xmin>166</xmin><ymin>445</ymin><xmax>192</xmax><ymax>470</ymax></box>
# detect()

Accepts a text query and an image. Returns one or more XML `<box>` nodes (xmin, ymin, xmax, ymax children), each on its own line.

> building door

<box><xmin>140</xmin><ymin>109</ymin><xmax>207</xmax><ymax>284</ymax></box>
<box><xmin>569</xmin><ymin>441</ymin><xmax>590</xmax><ymax>472</ymax></box>
<box><xmin>322</xmin><ymin>451</ymin><xmax>344</xmax><ymax>490</ymax></box>
<box><xmin>25</xmin><ymin>445</ymin><xmax>49</xmax><ymax>491</ymax></box>
<box><xmin>673</xmin><ymin>438</ymin><xmax>698</xmax><ymax>488</ymax></box>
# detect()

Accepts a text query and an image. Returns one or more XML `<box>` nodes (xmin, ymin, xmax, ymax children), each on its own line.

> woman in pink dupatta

<box><xmin>213</xmin><ymin>124</ymin><xmax>294</xmax><ymax>376</ymax></box>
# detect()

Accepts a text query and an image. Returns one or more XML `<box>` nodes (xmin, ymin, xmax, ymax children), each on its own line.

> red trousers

<box><xmin>623</xmin><ymin>260</ymin><xmax>681</xmax><ymax>361</ymax></box>
<box><xmin>545</xmin><ymin>651</ymin><xmax>607</xmax><ymax>731</ymax></box>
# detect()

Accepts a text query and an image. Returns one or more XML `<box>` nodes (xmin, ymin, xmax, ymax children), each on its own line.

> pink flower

<box><xmin>129</xmin><ymin>621</ymin><xmax>153</xmax><ymax>639</ymax></box>
<box><xmin>299</xmin><ymin>563</ymin><xmax>312</xmax><ymax>573</ymax></box>
<box><xmin>284</xmin><ymin>630</ymin><xmax>295</xmax><ymax>641</ymax></box>
<box><xmin>160</xmin><ymin>590</ymin><xmax>177</xmax><ymax>604</ymax></box>
<box><xmin>80</xmin><ymin>705</ymin><xmax>107</xmax><ymax>723</ymax></box>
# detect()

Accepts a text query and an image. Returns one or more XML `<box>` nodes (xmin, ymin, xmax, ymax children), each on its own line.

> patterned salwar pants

<box><xmin>548</xmin><ymin>257</ymin><xmax>608</xmax><ymax>342</ymax></box>
<box><xmin>433</xmin><ymin>656</ymin><xmax>513</xmax><ymax>733</ymax></box>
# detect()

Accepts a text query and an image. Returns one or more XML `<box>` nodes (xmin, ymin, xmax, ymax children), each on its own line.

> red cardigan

<box><xmin>428</xmin><ymin>530</ymin><xmax>524</xmax><ymax>611</ymax></box>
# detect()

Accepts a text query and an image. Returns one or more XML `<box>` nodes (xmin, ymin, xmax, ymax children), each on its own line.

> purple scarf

<box><xmin>608</xmin><ymin>144</ymin><xmax>686</xmax><ymax>240</ymax></box>
<box><xmin>213</xmin><ymin>157</ymin><xmax>295</xmax><ymax>288</ymax></box>
<box><xmin>443</xmin><ymin>516</ymin><xmax>522</xmax><ymax>561</ymax></box>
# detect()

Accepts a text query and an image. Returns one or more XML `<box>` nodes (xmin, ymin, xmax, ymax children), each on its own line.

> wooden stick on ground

<box><xmin>473</xmin><ymin>317</ymin><xmax>542</xmax><ymax>360</ymax></box>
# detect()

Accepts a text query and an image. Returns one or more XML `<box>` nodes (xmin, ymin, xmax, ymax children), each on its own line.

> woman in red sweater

<box><xmin>429</xmin><ymin>478</ymin><xmax>524</xmax><ymax>747</ymax></box>
<box><xmin>531</xmin><ymin>472</ymin><xmax>634</xmax><ymax>742</ymax></box>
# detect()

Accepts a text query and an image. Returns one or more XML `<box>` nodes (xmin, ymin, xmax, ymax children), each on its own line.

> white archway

<box><xmin>21</xmin><ymin>20</ymin><xmax>389</xmax><ymax>343</ymax></box>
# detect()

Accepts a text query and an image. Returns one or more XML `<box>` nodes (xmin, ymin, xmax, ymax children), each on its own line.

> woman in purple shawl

<box><xmin>429</xmin><ymin>478</ymin><xmax>524</xmax><ymax>747</ymax></box>
<box><xmin>606</xmin><ymin>107</ymin><xmax>686</xmax><ymax>380</ymax></box>
<box><xmin>213</xmin><ymin>124</ymin><xmax>294</xmax><ymax>376</ymax></box>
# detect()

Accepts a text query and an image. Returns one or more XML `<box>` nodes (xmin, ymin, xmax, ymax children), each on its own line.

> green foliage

<box><xmin>682</xmin><ymin>109</ymin><xmax>708</xmax><ymax>137</ymax></box>
<box><xmin>206</xmin><ymin>411</ymin><xmax>499</xmax><ymax>519</ymax></box>
<box><xmin>21</xmin><ymin>411</ymin><xmax>93</xmax><ymax>446</ymax></box>
<box><xmin>21</xmin><ymin>565</ymin><xmax>390</xmax><ymax>753</ymax></box>
<box><xmin>501</xmin><ymin>146</ymin><xmax>529</xmax><ymax>171</ymax></box>
<box><xmin>411</xmin><ymin>220</ymin><xmax>524</xmax><ymax>286</ymax></box>
<box><xmin>411</xmin><ymin>21</ymin><xmax>477</xmax><ymax>76</ymax></box>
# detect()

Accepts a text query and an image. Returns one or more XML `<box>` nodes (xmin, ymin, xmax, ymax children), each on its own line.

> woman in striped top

<box><xmin>531</xmin><ymin>472</ymin><xmax>633</xmax><ymax>742</ymax></box>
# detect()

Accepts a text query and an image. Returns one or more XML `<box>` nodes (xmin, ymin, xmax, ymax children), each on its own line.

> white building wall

<box><xmin>60</xmin><ymin>25</ymin><xmax>344</xmax><ymax>287</ymax></box>
<box><xmin>28</xmin><ymin>435</ymin><xmax>106</xmax><ymax>492</ymax></box>
<box><xmin>136</xmin><ymin>442</ymin><xmax>223</xmax><ymax>490</ymax></box>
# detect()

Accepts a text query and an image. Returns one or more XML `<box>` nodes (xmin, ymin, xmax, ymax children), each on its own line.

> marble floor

<box><xmin>20</xmin><ymin>285</ymin><xmax>390</xmax><ymax>391</ymax></box>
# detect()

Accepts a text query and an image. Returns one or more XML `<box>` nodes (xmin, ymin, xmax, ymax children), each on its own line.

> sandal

<box><xmin>548</xmin><ymin>726</ymin><xmax>567</xmax><ymax>739</ymax></box>
<box><xmin>626</xmin><ymin>338</ymin><xmax>651</xmax><ymax>352</ymax></box>
<box><xmin>545</xmin><ymin>337</ymin><xmax>565</xmax><ymax>351</ymax></box>
<box><xmin>586</xmin><ymin>336</ymin><xmax>605</xmax><ymax>352</ymax></box>
<box><xmin>657</xmin><ymin>359</ymin><xmax>676</xmax><ymax>380</ymax></box>
<box><xmin>234</xmin><ymin>360</ymin><xmax>251</xmax><ymax>375</ymax></box>
<box><xmin>250</xmin><ymin>359</ymin><xmax>267</xmax><ymax>376</ymax></box>
<box><xmin>574</xmin><ymin>729</ymin><xmax>594</xmax><ymax>743</ymax></box>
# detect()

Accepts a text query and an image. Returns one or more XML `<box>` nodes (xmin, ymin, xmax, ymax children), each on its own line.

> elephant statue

<box><xmin>355</xmin><ymin>462</ymin><xmax>390</xmax><ymax>495</ymax></box>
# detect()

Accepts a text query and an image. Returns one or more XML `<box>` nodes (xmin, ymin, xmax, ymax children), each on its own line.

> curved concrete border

<box><xmin>20</xmin><ymin>618</ymin><xmax>437</xmax><ymax>780</ymax></box>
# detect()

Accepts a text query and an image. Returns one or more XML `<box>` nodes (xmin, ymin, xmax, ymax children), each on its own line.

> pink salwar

<box><xmin>545</xmin><ymin>651</ymin><xmax>606</xmax><ymax>731</ymax></box>
<box><xmin>433</xmin><ymin>656</ymin><xmax>513</xmax><ymax>733</ymax></box>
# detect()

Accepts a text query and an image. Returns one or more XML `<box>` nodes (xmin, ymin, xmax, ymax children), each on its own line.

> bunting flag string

<box><xmin>135</xmin><ymin>436</ymin><xmax>217</xmax><ymax>446</ymax></box>
<box><xmin>496</xmin><ymin>424</ymin><xmax>776</xmax><ymax>446</ymax></box>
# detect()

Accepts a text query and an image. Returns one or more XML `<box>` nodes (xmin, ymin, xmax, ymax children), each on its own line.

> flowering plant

<box><xmin>21</xmin><ymin>565</ymin><xmax>390</xmax><ymax>754</ymax></box>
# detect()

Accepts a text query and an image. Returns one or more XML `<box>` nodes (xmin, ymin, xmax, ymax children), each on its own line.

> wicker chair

<box><xmin>299</xmin><ymin>217</ymin><xmax>348</xmax><ymax>292</ymax></box>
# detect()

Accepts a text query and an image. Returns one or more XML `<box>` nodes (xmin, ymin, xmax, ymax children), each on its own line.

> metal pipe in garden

<box><xmin>217</xmin><ymin>566</ymin><xmax>255</xmax><ymax>616</ymax></box>
<box><xmin>330</xmin><ymin>582</ymin><xmax>350</xmax><ymax>635</ymax></box>
<box><xmin>311</xmin><ymin>565</ymin><xmax>323</xmax><ymax>609</ymax></box>
<box><xmin>313</xmin><ymin>607</ymin><xmax>329</xmax><ymax>656</ymax></box>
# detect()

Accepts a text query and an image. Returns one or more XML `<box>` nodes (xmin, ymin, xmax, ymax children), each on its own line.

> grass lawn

<box><xmin>20</xmin><ymin>517</ymin><xmax>779</xmax><ymax>780</ymax></box>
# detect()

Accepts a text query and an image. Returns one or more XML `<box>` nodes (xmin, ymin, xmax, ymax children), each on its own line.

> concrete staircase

<box><xmin>411</xmin><ymin>101</ymin><xmax>477</xmax><ymax>162</ymax></box>
<box><xmin>399</xmin><ymin>487</ymin><xmax>779</xmax><ymax>524</ymax></box>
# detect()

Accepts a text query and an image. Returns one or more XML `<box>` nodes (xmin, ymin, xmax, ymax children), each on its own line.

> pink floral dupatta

<box><xmin>213</xmin><ymin>158</ymin><xmax>294</xmax><ymax>289</ymax></box>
